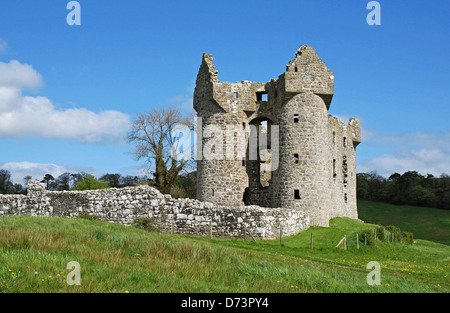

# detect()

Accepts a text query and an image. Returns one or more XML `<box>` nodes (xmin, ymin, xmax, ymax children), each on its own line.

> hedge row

<box><xmin>358</xmin><ymin>226</ymin><xmax>414</xmax><ymax>246</ymax></box>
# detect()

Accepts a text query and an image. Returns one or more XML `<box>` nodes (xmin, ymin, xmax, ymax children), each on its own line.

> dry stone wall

<box><xmin>0</xmin><ymin>180</ymin><xmax>309</xmax><ymax>239</ymax></box>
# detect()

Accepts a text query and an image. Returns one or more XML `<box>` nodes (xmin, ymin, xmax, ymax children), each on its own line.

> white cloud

<box><xmin>1</xmin><ymin>162</ymin><xmax>99</xmax><ymax>184</ymax></box>
<box><xmin>0</xmin><ymin>60</ymin><xmax>42</xmax><ymax>89</ymax></box>
<box><xmin>0</xmin><ymin>60</ymin><xmax>131</xmax><ymax>143</ymax></box>
<box><xmin>357</xmin><ymin>130</ymin><xmax>450</xmax><ymax>177</ymax></box>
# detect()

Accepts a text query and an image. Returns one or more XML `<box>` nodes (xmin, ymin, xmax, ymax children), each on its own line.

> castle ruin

<box><xmin>194</xmin><ymin>45</ymin><xmax>361</xmax><ymax>227</ymax></box>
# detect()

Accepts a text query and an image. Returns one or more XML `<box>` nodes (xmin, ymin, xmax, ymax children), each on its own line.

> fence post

<box><xmin>244</xmin><ymin>225</ymin><xmax>247</xmax><ymax>241</ymax></box>
<box><xmin>311</xmin><ymin>232</ymin><xmax>314</xmax><ymax>250</ymax></box>
<box><xmin>356</xmin><ymin>233</ymin><xmax>359</xmax><ymax>249</ymax></box>
<box><xmin>365</xmin><ymin>234</ymin><xmax>367</xmax><ymax>246</ymax></box>
<box><xmin>336</xmin><ymin>236</ymin><xmax>346</xmax><ymax>248</ymax></box>
<box><xmin>171</xmin><ymin>221</ymin><xmax>174</xmax><ymax>235</ymax></box>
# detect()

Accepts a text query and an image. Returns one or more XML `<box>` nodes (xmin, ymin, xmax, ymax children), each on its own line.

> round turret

<box><xmin>273</xmin><ymin>92</ymin><xmax>331</xmax><ymax>226</ymax></box>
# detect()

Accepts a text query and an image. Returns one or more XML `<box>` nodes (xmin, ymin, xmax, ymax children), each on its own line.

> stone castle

<box><xmin>194</xmin><ymin>45</ymin><xmax>361</xmax><ymax>227</ymax></box>
<box><xmin>0</xmin><ymin>45</ymin><xmax>360</xmax><ymax>238</ymax></box>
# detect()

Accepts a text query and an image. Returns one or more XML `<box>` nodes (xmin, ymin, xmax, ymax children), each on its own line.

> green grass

<box><xmin>358</xmin><ymin>200</ymin><xmax>450</xmax><ymax>245</ymax></box>
<box><xmin>0</xmin><ymin>215</ymin><xmax>448</xmax><ymax>293</ymax></box>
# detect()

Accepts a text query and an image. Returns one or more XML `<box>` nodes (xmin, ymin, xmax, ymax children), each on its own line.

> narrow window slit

<box><xmin>333</xmin><ymin>159</ymin><xmax>336</xmax><ymax>177</ymax></box>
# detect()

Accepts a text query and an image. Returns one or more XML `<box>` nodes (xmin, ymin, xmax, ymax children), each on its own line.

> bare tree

<box><xmin>127</xmin><ymin>107</ymin><xmax>194</xmax><ymax>194</ymax></box>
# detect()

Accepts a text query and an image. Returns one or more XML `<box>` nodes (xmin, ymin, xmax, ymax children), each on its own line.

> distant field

<box><xmin>357</xmin><ymin>200</ymin><xmax>450</xmax><ymax>245</ymax></box>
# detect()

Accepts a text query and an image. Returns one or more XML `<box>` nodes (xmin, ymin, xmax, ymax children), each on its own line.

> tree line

<box><xmin>357</xmin><ymin>171</ymin><xmax>450</xmax><ymax>210</ymax></box>
<box><xmin>0</xmin><ymin>168</ymin><xmax>197</xmax><ymax>199</ymax></box>
<box><xmin>4</xmin><ymin>166</ymin><xmax>449</xmax><ymax>210</ymax></box>
<box><xmin>0</xmin><ymin>170</ymin><xmax>146</xmax><ymax>194</ymax></box>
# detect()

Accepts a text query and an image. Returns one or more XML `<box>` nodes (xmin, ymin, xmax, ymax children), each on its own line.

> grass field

<box><xmin>0</xmin><ymin>213</ymin><xmax>448</xmax><ymax>293</ymax></box>
<box><xmin>357</xmin><ymin>200</ymin><xmax>450</xmax><ymax>245</ymax></box>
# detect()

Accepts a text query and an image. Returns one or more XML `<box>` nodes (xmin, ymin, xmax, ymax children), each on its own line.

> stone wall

<box><xmin>328</xmin><ymin>116</ymin><xmax>360</xmax><ymax>221</ymax></box>
<box><xmin>0</xmin><ymin>180</ymin><xmax>309</xmax><ymax>239</ymax></box>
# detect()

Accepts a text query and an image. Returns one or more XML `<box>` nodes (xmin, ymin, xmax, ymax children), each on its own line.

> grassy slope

<box><xmin>357</xmin><ymin>200</ymin><xmax>450</xmax><ymax>245</ymax></box>
<box><xmin>0</xmin><ymin>216</ymin><xmax>448</xmax><ymax>293</ymax></box>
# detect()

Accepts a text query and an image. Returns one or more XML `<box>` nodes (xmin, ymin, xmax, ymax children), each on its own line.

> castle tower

<box><xmin>271</xmin><ymin>46</ymin><xmax>335</xmax><ymax>226</ymax></box>
<box><xmin>194</xmin><ymin>54</ymin><xmax>250</xmax><ymax>206</ymax></box>
<box><xmin>193</xmin><ymin>46</ymin><xmax>361</xmax><ymax>227</ymax></box>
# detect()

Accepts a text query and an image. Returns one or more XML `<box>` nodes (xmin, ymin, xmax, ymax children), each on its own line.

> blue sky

<box><xmin>0</xmin><ymin>0</ymin><xmax>449</xmax><ymax>183</ymax></box>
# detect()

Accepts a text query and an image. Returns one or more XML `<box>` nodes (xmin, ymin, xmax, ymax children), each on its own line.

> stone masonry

<box><xmin>194</xmin><ymin>45</ymin><xmax>361</xmax><ymax>227</ymax></box>
<box><xmin>0</xmin><ymin>180</ymin><xmax>309</xmax><ymax>239</ymax></box>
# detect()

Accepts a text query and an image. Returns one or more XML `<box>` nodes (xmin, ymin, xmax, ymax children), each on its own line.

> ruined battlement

<box><xmin>194</xmin><ymin>45</ymin><xmax>361</xmax><ymax>227</ymax></box>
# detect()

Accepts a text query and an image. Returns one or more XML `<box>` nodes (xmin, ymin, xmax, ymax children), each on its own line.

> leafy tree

<box><xmin>23</xmin><ymin>175</ymin><xmax>32</xmax><ymax>187</ymax></box>
<box><xmin>41</xmin><ymin>174</ymin><xmax>55</xmax><ymax>190</ymax></box>
<box><xmin>99</xmin><ymin>173</ymin><xmax>122</xmax><ymax>188</ymax></box>
<box><xmin>356</xmin><ymin>173</ymin><xmax>369</xmax><ymax>199</ymax></box>
<box><xmin>0</xmin><ymin>170</ymin><xmax>26</xmax><ymax>194</ymax></box>
<box><xmin>411</xmin><ymin>185</ymin><xmax>435</xmax><ymax>206</ymax></box>
<box><xmin>173</xmin><ymin>171</ymin><xmax>196</xmax><ymax>199</ymax></box>
<box><xmin>73</xmin><ymin>175</ymin><xmax>109</xmax><ymax>191</ymax></box>
<box><xmin>388</xmin><ymin>173</ymin><xmax>401</xmax><ymax>182</ymax></box>
<box><xmin>356</xmin><ymin>172</ymin><xmax>386</xmax><ymax>201</ymax></box>
<box><xmin>379</xmin><ymin>180</ymin><xmax>397</xmax><ymax>202</ymax></box>
<box><xmin>357</xmin><ymin>170</ymin><xmax>450</xmax><ymax>210</ymax></box>
<box><xmin>120</xmin><ymin>175</ymin><xmax>139</xmax><ymax>187</ymax></box>
<box><xmin>0</xmin><ymin>169</ymin><xmax>14</xmax><ymax>194</ymax></box>
<box><xmin>13</xmin><ymin>183</ymin><xmax>25</xmax><ymax>195</ymax></box>
<box><xmin>70</xmin><ymin>172</ymin><xmax>89</xmax><ymax>186</ymax></box>
<box><xmin>56</xmin><ymin>173</ymin><xmax>72</xmax><ymax>191</ymax></box>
